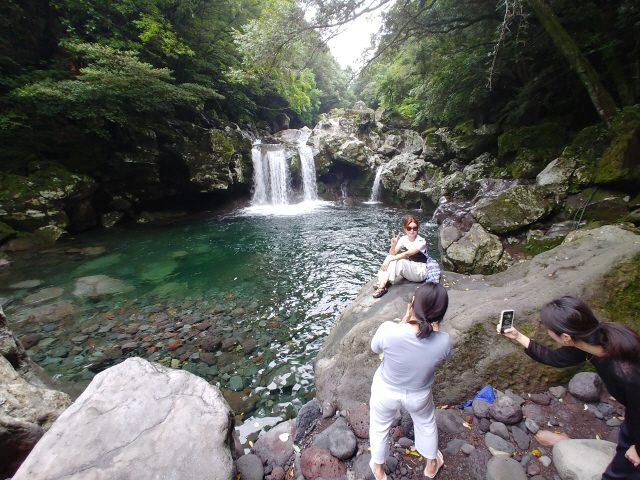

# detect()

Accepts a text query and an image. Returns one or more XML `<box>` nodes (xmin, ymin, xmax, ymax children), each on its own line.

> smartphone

<box><xmin>499</xmin><ymin>310</ymin><xmax>515</xmax><ymax>333</ymax></box>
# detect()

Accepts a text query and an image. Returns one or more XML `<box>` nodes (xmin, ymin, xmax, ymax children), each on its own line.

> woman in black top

<box><xmin>498</xmin><ymin>296</ymin><xmax>640</xmax><ymax>479</ymax></box>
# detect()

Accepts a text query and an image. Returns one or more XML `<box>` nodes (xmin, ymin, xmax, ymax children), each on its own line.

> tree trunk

<box><xmin>525</xmin><ymin>0</ymin><xmax>618</xmax><ymax>124</ymax></box>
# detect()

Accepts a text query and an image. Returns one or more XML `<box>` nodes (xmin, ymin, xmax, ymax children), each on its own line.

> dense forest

<box><xmin>0</xmin><ymin>0</ymin><xmax>639</xmax><ymax>213</ymax></box>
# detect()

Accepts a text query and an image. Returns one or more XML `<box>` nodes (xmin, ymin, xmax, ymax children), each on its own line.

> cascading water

<box><xmin>251</xmin><ymin>143</ymin><xmax>291</xmax><ymax>205</ymax></box>
<box><xmin>368</xmin><ymin>165</ymin><xmax>384</xmax><ymax>203</ymax></box>
<box><xmin>297</xmin><ymin>139</ymin><xmax>318</xmax><ymax>201</ymax></box>
<box><xmin>340</xmin><ymin>180</ymin><xmax>349</xmax><ymax>199</ymax></box>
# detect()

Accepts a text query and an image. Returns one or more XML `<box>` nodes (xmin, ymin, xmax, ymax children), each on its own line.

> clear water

<box><xmin>0</xmin><ymin>202</ymin><xmax>437</xmax><ymax>437</ymax></box>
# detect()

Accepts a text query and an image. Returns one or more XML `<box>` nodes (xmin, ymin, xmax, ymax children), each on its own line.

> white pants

<box><xmin>377</xmin><ymin>255</ymin><xmax>427</xmax><ymax>286</ymax></box>
<box><xmin>369</xmin><ymin>369</ymin><xmax>438</xmax><ymax>464</ymax></box>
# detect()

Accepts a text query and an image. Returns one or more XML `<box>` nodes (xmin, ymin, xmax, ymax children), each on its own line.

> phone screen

<box><xmin>501</xmin><ymin>311</ymin><xmax>514</xmax><ymax>332</ymax></box>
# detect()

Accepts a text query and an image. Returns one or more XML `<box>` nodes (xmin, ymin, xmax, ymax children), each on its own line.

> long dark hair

<box><xmin>540</xmin><ymin>296</ymin><xmax>640</xmax><ymax>363</ymax></box>
<box><xmin>411</xmin><ymin>282</ymin><xmax>449</xmax><ymax>339</ymax></box>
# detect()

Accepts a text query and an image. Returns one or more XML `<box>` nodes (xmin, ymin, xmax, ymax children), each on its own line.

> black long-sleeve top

<box><xmin>525</xmin><ymin>340</ymin><xmax>640</xmax><ymax>444</ymax></box>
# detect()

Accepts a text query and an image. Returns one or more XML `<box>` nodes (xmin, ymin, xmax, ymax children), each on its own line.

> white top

<box><xmin>371</xmin><ymin>321</ymin><xmax>451</xmax><ymax>391</ymax></box>
<box><xmin>397</xmin><ymin>235</ymin><xmax>428</xmax><ymax>256</ymax></box>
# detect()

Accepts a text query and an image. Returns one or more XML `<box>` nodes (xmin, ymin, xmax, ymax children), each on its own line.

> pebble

<box><xmin>520</xmin><ymin>453</ymin><xmax>532</xmax><ymax>468</ymax></box>
<box><xmin>525</xmin><ymin>418</ymin><xmax>540</xmax><ymax>434</ymax></box>
<box><xmin>606</xmin><ymin>418</ymin><xmax>621</xmax><ymax>427</ymax></box>
<box><xmin>489</xmin><ymin>422</ymin><xmax>510</xmax><ymax>440</ymax></box>
<box><xmin>527</xmin><ymin>462</ymin><xmax>541</xmax><ymax>476</ymax></box>
<box><xmin>461</xmin><ymin>443</ymin><xmax>475</xmax><ymax>455</ymax></box>
<box><xmin>539</xmin><ymin>456</ymin><xmax>552</xmax><ymax>467</ymax></box>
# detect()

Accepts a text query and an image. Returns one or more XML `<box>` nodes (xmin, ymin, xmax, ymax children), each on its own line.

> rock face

<box><xmin>12</xmin><ymin>357</ymin><xmax>236</xmax><ymax>480</ymax></box>
<box><xmin>0</xmin><ymin>306</ymin><xmax>72</xmax><ymax>478</ymax></box>
<box><xmin>441</xmin><ymin>223</ymin><xmax>506</xmax><ymax>275</ymax></box>
<box><xmin>313</xmin><ymin>225</ymin><xmax>640</xmax><ymax>409</ymax></box>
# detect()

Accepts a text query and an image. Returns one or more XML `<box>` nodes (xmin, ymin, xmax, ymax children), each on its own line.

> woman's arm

<box><xmin>499</xmin><ymin>326</ymin><xmax>531</xmax><ymax>348</ymax></box>
<box><xmin>498</xmin><ymin>326</ymin><xmax>587</xmax><ymax>368</ymax></box>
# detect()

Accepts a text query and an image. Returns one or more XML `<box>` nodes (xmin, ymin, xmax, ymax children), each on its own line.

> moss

<box><xmin>589</xmin><ymin>253</ymin><xmax>640</xmax><ymax>333</ymax></box>
<box><xmin>209</xmin><ymin>129</ymin><xmax>234</xmax><ymax>162</ymax></box>
<box><xmin>507</xmin><ymin>148</ymin><xmax>548</xmax><ymax>179</ymax></box>
<box><xmin>0</xmin><ymin>222</ymin><xmax>16</xmax><ymax>243</ymax></box>
<box><xmin>595</xmin><ymin>105</ymin><xmax>640</xmax><ymax>185</ymax></box>
<box><xmin>453</xmin><ymin>119</ymin><xmax>475</xmax><ymax>136</ymax></box>
<box><xmin>421</xmin><ymin>127</ymin><xmax>438</xmax><ymax>137</ymax></box>
<box><xmin>519</xmin><ymin>236</ymin><xmax>564</xmax><ymax>255</ymax></box>
<box><xmin>498</xmin><ymin>123</ymin><xmax>568</xmax><ymax>159</ymax></box>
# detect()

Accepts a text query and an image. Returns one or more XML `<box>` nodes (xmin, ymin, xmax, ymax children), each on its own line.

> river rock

<box><xmin>489</xmin><ymin>395</ymin><xmax>523</xmax><ymax>425</ymax></box>
<box><xmin>9</xmin><ymin>280</ymin><xmax>42</xmax><ymax>290</ymax></box>
<box><xmin>313</xmin><ymin>225</ymin><xmax>640</xmax><ymax>410</ymax></box>
<box><xmin>530</xmin><ymin>393</ymin><xmax>551</xmax><ymax>406</ymax></box>
<box><xmin>22</xmin><ymin>287</ymin><xmax>64</xmax><ymax>305</ymax></box>
<box><xmin>511</xmin><ymin>425</ymin><xmax>530</xmax><ymax>450</ymax></box>
<box><xmin>294</xmin><ymin>398</ymin><xmax>321</xmax><ymax>443</ymax></box>
<box><xmin>485</xmin><ymin>432</ymin><xmax>515</xmax><ymax>455</ymax></box>
<box><xmin>472</xmin><ymin>398</ymin><xmax>491</xmax><ymax>418</ymax></box>
<box><xmin>73</xmin><ymin>275</ymin><xmax>130</xmax><ymax>298</ymax></box>
<box><xmin>486</xmin><ymin>455</ymin><xmax>527</xmax><ymax>480</ymax></box>
<box><xmin>252</xmin><ymin>420</ymin><xmax>295</xmax><ymax>469</ymax></box>
<box><xmin>472</xmin><ymin>185</ymin><xmax>560</xmax><ymax>233</ymax></box>
<box><xmin>522</xmin><ymin>404</ymin><xmax>545</xmax><ymax>424</ymax></box>
<box><xmin>300</xmin><ymin>447</ymin><xmax>346</xmax><ymax>480</ymax></box>
<box><xmin>236</xmin><ymin>453</ymin><xmax>264</xmax><ymax>480</ymax></box>
<box><xmin>490</xmin><ymin>422</ymin><xmax>510</xmax><ymax>440</ymax></box>
<box><xmin>467</xmin><ymin>448</ymin><xmax>492</xmax><ymax>480</ymax></box>
<box><xmin>12</xmin><ymin>357</ymin><xmax>235</xmax><ymax>480</ymax></box>
<box><xmin>328</xmin><ymin>426</ymin><xmax>358</xmax><ymax>460</ymax></box>
<box><xmin>536</xmin><ymin>157</ymin><xmax>577</xmax><ymax>189</ymax></box>
<box><xmin>435</xmin><ymin>408</ymin><xmax>467</xmax><ymax>434</ymax></box>
<box><xmin>568</xmin><ymin>372</ymin><xmax>602</xmax><ymax>402</ymax></box>
<box><xmin>552</xmin><ymin>439</ymin><xmax>616</xmax><ymax>480</ymax></box>
<box><xmin>346</xmin><ymin>404</ymin><xmax>369</xmax><ymax>438</ymax></box>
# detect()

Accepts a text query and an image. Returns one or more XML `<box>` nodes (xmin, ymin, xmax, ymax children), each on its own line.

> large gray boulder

<box><xmin>12</xmin><ymin>357</ymin><xmax>236</xmax><ymax>480</ymax></box>
<box><xmin>472</xmin><ymin>184</ymin><xmax>561</xmax><ymax>233</ymax></box>
<box><xmin>552</xmin><ymin>439</ymin><xmax>616</xmax><ymax>480</ymax></box>
<box><xmin>313</xmin><ymin>225</ymin><xmax>640</xmax><ymax>410</ymax></box>
<box><xmin>380</xmin><ymin>154</ymin><xmax>431</xmax><ymax>205</ymax></box>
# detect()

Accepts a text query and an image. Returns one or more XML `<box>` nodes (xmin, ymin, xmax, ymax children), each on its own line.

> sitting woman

<box><xmin>498</xmin><ymin>297</ymin><xmax>640</xmax><ymax>479</ymax></box>
<box><xmin>373</xmin><ymin>216</ymin><xmax>440</xmax><ymax>299</ymax></box>
<box><xmin>369</xmin><ymin>282</ymin><xmax>451</xmax><ymax>479</ymax></box>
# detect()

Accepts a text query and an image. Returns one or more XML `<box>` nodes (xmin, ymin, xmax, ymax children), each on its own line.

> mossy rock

<box><xmin>0</xmin><ymin>222</ymin><xmax>16</xmax><ymax>244</ymax></box>
<box><xmin>563</xmin><ymin>123</ymin><xmax>609</xmax><ymax>165</ymax></box>
<box><xmin>506</xmin><ymin>148</ymin><xmax>548</xmax><ymax>179</ymax></box>
<box><xmin>498</xmin><ymin>123</ymin><xmax>569</xmax><ymax>159</ymax></box>
<box><xmin>453</xmin><ymin>119</ymin><xmax>475</xmax><ymax>136</ymax></box>
<box><xmin>595</xmin><ymin>105</ymin><xmax>640</xmax><ymax>185</ymax></box>
<box><xmin>522</xmin><ymin>236</ymin><xmax>564</xmax><ymax>256</ymax></box>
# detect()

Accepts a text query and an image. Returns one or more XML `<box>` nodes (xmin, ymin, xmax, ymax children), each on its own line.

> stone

<box><xmin>606</xmin><ymin>418</ymin><xmax>622</xmax><ymax>427</ymax></box>
<box><xmin>479</xmin><ymin>418</ymin><xmax>491</xmax><ymax>432</ymax></box>
<box><xmin>73</xmin><ymin>275</ymin><xmax>130</xmax><ymax>298</ymax></box>
<box><xmin>489</xmin><ymin>395</ymin><xmax>522</xmax><ymax>425</ymax></box>
<box><xmin>18</xmin><ymin>333</ymin><xmax>41</xmax><ymax>349</ymax></box>
<box><xmin>222</xmin><ymin>390</ymin><xmax>259</xmax><ymax>415</ymax></box>
<box><xmin>253</xmin><ymin>420</ymin><xmax>296</xmax><ymax>469</ymax></box>
<box><xmin>529</xmin><ymin>393</ymin><xmax>551</xmax><ymax>406</ymax></box>
<box><xmin>294</xmin><ymin>398</ymin><xmax>321</xmax><ymax>443</ymax></box>
<box><xmin>510</xmin><ymin>425</ymin><xmax>530</xmax><ymax>451</ymax></box>
<box><xmin>484</xmin><ymin>432</ymin><xmax>515</xmax><ymax>456</ymax></box>
<box><xmin>467</xmin><ymin>448</ymin><xmax>492</xmax><ymax>480</ymax></box>
<box><xmin>398</xmin><ymin>437</ymin><xmax>413</xmax><ymax>448</ymax></box>
<box><xmin>328</xmin><ymin>427</ymin><xmax>357</xmax><ymax>460</ymax></box>
<box><xmin>346</xmin><ymin>404</ymin><xmax>369</xmax><ymax>438</ymax></box>
<box><xmin>236</xmin><ymin>453</ymin><xmax>264</xmax><ymax>480</ymax></box>
<box><xmin>22</xmin><ymin>287</ymin><xmax>64</xmax><ymax>305</ymax></box>
<box><xmin>401</xmin><ymin>411</ymin><xmax>414</xmax><ymax>439</ymax></box>
<box><xmin>322</xmin><ymin>399</ymin><xmax>336</xmax><ymax>419</ymax></box>
<box><xmin>12</xmin><ymin>357</ymin><xmax>235</xmax><ymax>480</ymax></box>
<box><xmin>490</xmin><ymin>422</ymin><xmax>510</xmax><ymax>440</ymax></box>
<box><xmin>597</xmin><ymin>402</ymin><xmax>617</xmax><ymax>416</ymax></box>
<box><xmin>520</xmin><ymin>453</ymin><xmax>532</xmax><ymax>468</ymax></box>
<box><xmin>461</xmin><ymin>443</ymin><xmax>475</xmax><ymax>455</ymax></box>
<box><xmin>300</xmin><ymin>447</ymin><xmax>346</xmax><ymax>480</ymax></box>
<box><xmin>435</xmin><ymin>408</ymin><xmax>466</xmax><ymax>434</ymax></box>
<box><xmin>9</xmin><ymin>280</ymin><xmax>42</xmax><ymax>290</ymax></box>
<box><xmin>536</xmin><ymin>157</ymin><xmax>577</xmax><ymax>188</ymax></box>
<box><xmin>522</xmin><ymin>404</ymin><xmax>545</xmax><ymax>425</ymax></box>
<box><xmin>485</xmin><ymin>456</ymin><xmax>527</xmax><ymax>480</ymax></box>
<box><xmin>568</xmin><ymin>372</ymin><xmax>602</xmax><ymax>402</ymax></box>
<box><xmin>527</xmin><ymin>462</ymin><xmax>541</xmax><ymax>476</ymax></box>
<box><xmin>442</xmin><ymin>223</ymin><xmax>505</xmax><ymax>275</ymax></box>
<box><xmin>539</xmin><ymin>455</ymin><xmax>551</xmax><ymax>467</ymax></box>
<box><xmin>472</xmin><ymin>398</ymin><xmax>491</xmax><ymax>418</ymax></box>
<box><xmin>101</xmin><ymin>211</ymin><xmax>124</xmax><ymax>229</ymax></box>
<box><xmin>548</xmin><ymin>385</ymin><xmax>566</xmax><ymax>398</ymax></box>
<box><xmin>553</xmin><ymin>439</ymin><xmax>617</xmax><ymax>480</ymax></box>
<box><xmin>442</xmin><ymin>438</ymin><xmax>467</xmax><ymax>456</ymax></box>
<box><xmin>271</xmin><ymin>466</ymin><xmax>285</xmax><ymax>480</ymax></box>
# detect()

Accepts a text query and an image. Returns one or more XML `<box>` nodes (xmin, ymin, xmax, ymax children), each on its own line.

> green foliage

<box><xmin>498</xmin><ymin>123</ymin><xmax>568</xmax><ymax>158</ymax></box>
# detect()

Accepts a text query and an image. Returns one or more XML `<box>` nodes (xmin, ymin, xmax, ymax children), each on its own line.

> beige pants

<box><xmin>377</xmin><ymin>255</ymin><xmax>427</xmax><ymax>286</ymax></box>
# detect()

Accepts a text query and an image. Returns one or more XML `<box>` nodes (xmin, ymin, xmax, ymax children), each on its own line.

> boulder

<box><xmin>441</xmin><ymin>223</ymin><xmax>505</xmax><ymax>275</ymax></box>
<box><xmin>484</xmin><ymin>432</ymin><xmax>515</xmax><ymax>455</ymax></box>
<box><xmin>346</xmin><ymin>404</ymin><xmax>369</xmax><ymax>438</ymax></box>
<box><xmin>552</xmin><ymin>439</ymin><xmax>616</xmax><ymax>480</ymax></box>
<box><xmin>568</xmin><ymin>372</ymin><xmax>602</xmax><ymax>402</ymax></box>
<box><xmin>13</xmin><ymin>357</ymin><xmax>235</xmax><ymax>480</ymax></box>
<box><xmin>73</xmin><ymin>275</ymin><xmax>131</xmax><ymax>298</ymax></box>
<box><xmin>380</xmin><ymin>153</ymin><xmax>430</xmax><ymax>205</ymax></box>
<box><xmin>294</xmin><ymin>398</ymin><xmax>321</xmax><ymax>443</ymax></box>
<box><xmin>489</xmin><ymin>395</ymin><xmax>523</xmax><ymax>425</ymax></box>
<box><xmin>486</xmin><ymin>455</ymin><xmax>527</xmax><ymax>480</ymax></box>
<box><xmin>472</xmin><ymin>398</ymin><xmax>491</xmax><ymax>418</ymax></box>
<box><xmin>536</xmin><ymin>157</ymin><xmax>577</xmax><ymax>189</ymax></box>
<box><xmin>467</xmin><ymin>448</ymin><xmax>492</xmax><ymax>480</ymax></box>
<box><xmin>236</xmin><ymin>454</ymin><xmax>264</xmax><ymax>480</ymax></box>
<box><xmin>472</xmin><ymin>185</ymin><xmax>561</xmax><ymax>234</ymax></box>
<box><xmin>311</xmin><ymin>416</ymin><xmax>356</xmax><ymax>460</ymax></box>
<box><xmin>252</xmin><ymin>420</ymin><xmax>296</xmax><ymax>469</ymax></box>
<box><xmin>314</xmin><ymin>225</ymin><xmax>640</xmax><ymax>410</ymax></box>
<box><xmin>435</xmin><ymin>409</ymin><xmax>466</xmax><ymax>434</ymax></box>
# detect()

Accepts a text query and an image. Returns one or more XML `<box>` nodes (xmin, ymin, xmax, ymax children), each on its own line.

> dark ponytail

<box><xmin>540</xmin><ymin>296</ymin><xmax>640</xmax><ymax>363</ymax></box>
<box><xmin>412</xmin><ymin>282</ymin><xmax>449</xmax><ymax>339</ymax></box>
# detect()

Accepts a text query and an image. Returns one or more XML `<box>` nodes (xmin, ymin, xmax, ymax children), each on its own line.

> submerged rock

<box><xmin>73</xmin><ymin>275</ymin><xmax>130</xmax><ymax>298</ymax></box>
<box><xmin>22</xmin><ymin>287</ymin><xmax>64</xmax><ymax>305</ymax></box>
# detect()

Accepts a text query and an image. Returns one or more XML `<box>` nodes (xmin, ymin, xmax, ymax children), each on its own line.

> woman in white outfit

<box><xmin>369</xmin><ymin>282</ymin><xmax>451</xmax><ymax>479</ymax></box>
<box><xmin>373</xmin><ymin>216</ymin><xmax>438</xmax><ymax>298</ymax></box>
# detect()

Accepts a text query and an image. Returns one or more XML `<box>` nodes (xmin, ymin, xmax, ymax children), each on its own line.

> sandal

<box><xmin>369</xmin><ymin>459</ymin><xmax>387</xmax><ymax>480</ymax></box>
<box><xmin>372</xmin><ymin>287</ymin><xmax>388</xmax><ymax>298</ymax></box>
<box><xmin>424</xmin><ymin>450</ymin><xmax>444</xmax><ymax>479</ymax></box>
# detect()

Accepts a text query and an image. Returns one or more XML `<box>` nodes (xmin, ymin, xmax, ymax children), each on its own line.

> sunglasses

<box><xmin>406</xmin><ymin>226</ymin><xmax>418</xmax><ymax>231</ymax></box>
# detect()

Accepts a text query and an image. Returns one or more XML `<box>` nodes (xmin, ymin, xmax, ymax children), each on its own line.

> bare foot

<box><xmin>372</xmin><ymin>463</ymin><xmax>385</xmax><ymax>480</ymax></box>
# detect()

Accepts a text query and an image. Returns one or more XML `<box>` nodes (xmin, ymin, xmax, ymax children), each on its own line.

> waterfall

<box><xmin>297</xmin><ymin>140</ymin><xmax>318</xmax><ymax>202</ymax></box>
<box><xmin>340</xmin><ymin>180</ymin><xmax>349</xmax><ymax>198</ymax></box>
<box><xmin>251</xmin><ymin>143</ymin><xmax>291</xmax><ymax>205</ymax></box>
<box><xmin>369</xmin><ymin>166</ymin><xmax>383</xmax><ymax>203</ymax></box>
